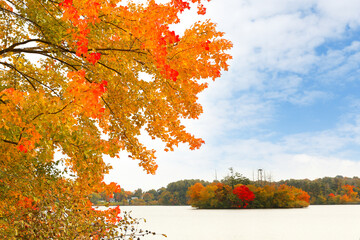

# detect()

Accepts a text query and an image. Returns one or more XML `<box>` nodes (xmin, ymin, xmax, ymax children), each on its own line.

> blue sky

<box><xmin>104</xmin><ymin>0</ymin><xmax>360</xmax><ymax>191</ymax></box>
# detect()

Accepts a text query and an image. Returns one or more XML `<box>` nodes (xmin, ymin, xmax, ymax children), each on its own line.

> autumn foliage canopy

<box><xmin>233</xmin><ymin>185</ymin><xmax>255</xmax><ymax>208</ymax></box>
<box><xmin>328</xmin><ymin>184</ymin><xmax>360</xmax><ymax>204</ymax></box>
<box><xmin>0</xmin><ymin>0</ymin><xmax>232</xmax><ymax>238</ymax></box>
<box><xmin>188</xmin><ymin>182</ymin><xmax>256</xmax><ymax>209</ymax></box>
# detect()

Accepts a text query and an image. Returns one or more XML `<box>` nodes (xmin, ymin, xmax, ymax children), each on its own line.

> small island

<box><xmin>188</xmin><ymin>182</ymin><xmax>310</xmax><ymax>209</ymax></box>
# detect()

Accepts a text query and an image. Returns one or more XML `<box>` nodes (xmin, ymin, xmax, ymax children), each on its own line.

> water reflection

<box><xmin>101</xmin><ymin>205</ymin><xmax>360</xmax><ymax>240</ymax></box>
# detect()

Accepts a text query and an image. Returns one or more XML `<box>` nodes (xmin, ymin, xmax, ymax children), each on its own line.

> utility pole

<box><xmin>258</xmin><ymin>169</ymin><xmax>263</xmax><ymax>185</ymax></box>
<box><xmin>264</xmin><ymin>170</ymin><xmax>266</xmax><ymax>184</ymax></box>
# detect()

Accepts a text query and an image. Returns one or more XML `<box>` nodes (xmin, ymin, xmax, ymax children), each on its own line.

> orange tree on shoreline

<box><xmin>0</xmin><ymin>0</ymin><xmax>232</xmax><ymax>238</ymax></box>
<box><xmin>328</xmin><ymin>184</ymin><xmax>360</xmax><ymax>204</ymax></box>
<box><xmin>188</xmin><ymin>182</ymin><xmax>257</xmax><ymax>209</ymax></box>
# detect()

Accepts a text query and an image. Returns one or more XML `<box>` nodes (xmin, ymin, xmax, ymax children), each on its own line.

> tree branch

<box><xmin>96</xmin><ymin>48</ymin><xmax>146</xmax><ymax>55</ymax></box>
<box><xmin>0</xmin><ymin>38</ymin><xmax>76</xmax><ymax>56</ymax></box>
<box><xmin>3</xmin><ymin>48</ymin><xmax>50</xmax><ymax>55</ymax></box>
<box><xmin>0</xmin><ymin>62</ymin><xmax>37</xmax><ymax>91</ymax></box>
<box><xmin>0</xmin><ymin>6</ymin><xmax>46</xmax><ymax>37</ymax></box>
<box><xmin>37</xmin><ymin>52</ymin><xmax>81</xmax><ymax>71</ymax></box>
<box><xmin>1</xmin><ymin>138</ymin><xmax>18</xmax><ymax>145</ymax></box>
<box><xmin>33</xmin><ymin>0</ymin><xmax>66</xmax><ymax>29</ymax></box>
<box><xmin>169</xmin><ymin>46</ymin><xmax>196</xmax><ymax>61</ymax></box>
<box><xmin>0</xmin><ymin>39</ymin><xmax>43</xmax><ymax>56</ymax></box>
<box><xmin>32</xmin><ymin>100</ymin><xmax>73</xmax><ymax>121</ymax></box>
<box><xmin>97</xmin><ymin>61</ymin><xmax>122</xmax><ymax>76</ymax></box>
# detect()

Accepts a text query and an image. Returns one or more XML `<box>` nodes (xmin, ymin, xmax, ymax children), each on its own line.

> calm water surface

<box><xmin>107</xmin><ymin>205</ymin><xmax>360</xmax><ymax>240</ymax></box>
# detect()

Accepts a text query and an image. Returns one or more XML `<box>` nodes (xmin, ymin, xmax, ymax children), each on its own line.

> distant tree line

<box><xmin>89</xmin><ymin>171</ymin><xmax>360</xmax><ymax>206</ymax></box>
<box><xmin>277</xmin><ymin>175</ymin><xmax>360</xmax><ymax>204</ymax></box>
<box><xmin>89</xmin><ymin>179</ymin><xmax>211</xmax><ymax>206</ymax></box>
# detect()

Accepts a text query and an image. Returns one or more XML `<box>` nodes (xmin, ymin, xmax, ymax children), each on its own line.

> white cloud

<box><xmin>288</xmin><ymin>90</ymin><xmax>330</xmax><ymax>105</ymax></box>
<box><xmin>208</xmin><ymin>0</ymin><xmax>360</xmax><ymax>76</ymax></box>
<box><xmin>273</xmin><ymin>154</ymin><xmax>360</xmax><ymax>180</ymax></box>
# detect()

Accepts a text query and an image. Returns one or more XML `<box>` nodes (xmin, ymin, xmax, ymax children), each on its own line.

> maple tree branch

<box><xmin>97</xmin><ymin>61</ymin><xmax>122</xmax><ymax>76</ymax></box>
<box><xmin>33</xmin><ymin>39</ymin><xmax>76</xmax><ymax>54</ymax></box>
<box><xmin>32</xmin><ymin>101</ymin><xmax>73</xmax><ymax>121</ymax></box>
<box><xmin>44</xmin><ymin>0</ymin><xmax>61</xmax><ymax>4</ymax></box>
<box><xmin>3</xmin><ymin>48</ymin><xmax>50</xmax><ymax>55</ymax></box>
<box><xmin>95</xmin><ymin>62</ymin><xmax>134</xmax><ymax>91</ymax></box>
<box><xmin>37</xmin><ymin>52</ymin><xmax>81</xmax><ymax>71</ymax></box>
<box><xmin>33</xmin><ymin>0</ymin><xmax>66</xmax><ymax>29</ymax></box>
<box><xmin>0</xmin><ymin>61</ymin><xmax>62</xmax><ymax>98</ymax></box>
<box><xmin>0</xmin><ymin>38</ymin><xmax>77</xmax><ymax>57</ymax></box>
<box><xmin>0</xmin><ymin>39</ymin><xmax>44</xmax><ymax>56</ymax></box>
<box><xmin>4</xmin><ymin>0</ymin><xmax>16</xmax><ymax>6</ymax></box>
<box><xmin>169</xmin><ymin>46</ymin><xmax>197</xmax><ymax>60</ymax></box>
<box><xmin>103</xmin><ymin>20</ymin><xmax>144</xmax><ymax>47</ymax></box>
<box><xmin>129</xmin><ymin>37</ymin><xmax>136</xmax><ymax>50</ymax></box>
<box><xmin>1</xmin><ymin>138</ymin><xmax>18</xmax><ymax>145</ymax></box>
<box><xmin>100</xmin><ymin>96</ymin><xmax>114</xmax><ymax>114</ymax></box>
<box><xmin>0</xmin><ymin>62</ymin><xmax>37</xmax><ymax>91</ymax></box>
<box><xmin>49</xmin><ymin>102</ymin><xmax>73</xmax><ymax>115</ymax></box>
<box><xmin>102</xmin><ymin>21</ymin><xmax>128</xmax><ymax>33</ymax></box>
<box><xmin>0</xmin><ymin>39</ymin><xmax>86</xmax><ymax>77</ymax></box>
<box><xmin>133</xmin><ymin>58</ymin><xmax>145</xmax><ymax>66</ymax></box>
<box><xmin>7</xmin><ymin>101</ymin><xmax>73</xmax><ymax>148</ymax></box>
<box><xmin>17</xmin><ymin>127</ymin><xmax>25</xmax><ymax>144</ymax></box>
<box><xmin>96</xmin><ymin>48</ymin><xmax>146</xmax><ymax>55</ymax></box>
<box><xmin>0</xmin><ymin>6</ymin><xmax>46</xmax><ymax>37</ymax></box>
<box><xmin>165</xmin><ymin>80</ymin><xmax>178</xmax><ymax>91</ymax></box>
<box><xmin>30</xmin><ymin>42</ymin><xmax>90</xmax><ymax>70</ymax></box>
<box><xmin>98</xmin><ymin>96</ymin><xmax>138</xmax><ymax>148</ymax></box>
<box><xmin>122</xmin><ymin>131</ymin><xmax>137</xmax><ymax>153</ymax></box>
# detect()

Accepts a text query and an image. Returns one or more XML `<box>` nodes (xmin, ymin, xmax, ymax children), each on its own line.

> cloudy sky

<box><xmin>104</xmin><ymin>0</ymin><xmax>360</xmax><ymax>191</ymax></box>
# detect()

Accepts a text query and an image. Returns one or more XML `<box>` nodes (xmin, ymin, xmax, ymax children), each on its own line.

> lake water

<box><xmin>103</xmin><ymin>205</ymin><xmax>360</xmax><ymax>240</ymax></box>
